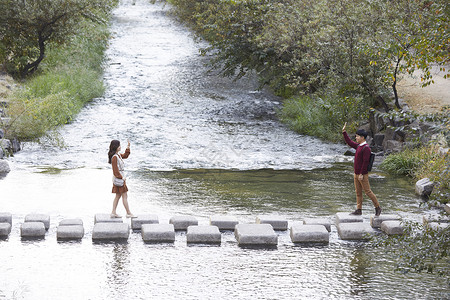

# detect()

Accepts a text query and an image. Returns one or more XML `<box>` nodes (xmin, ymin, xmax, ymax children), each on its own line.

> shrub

<box><xmin>370</xmin><ymin>221</ymin><xmax>449</xmax><ymax>279</ymax></box>
<box><xmin>381</xmin><ymin>144</ymin><xmax>449</xmax><ymax>204</ymax></box>
<box><xmin>279</xmin><ymin>93</ymin><xmax>370</xmax><ymax>142</ymax></box>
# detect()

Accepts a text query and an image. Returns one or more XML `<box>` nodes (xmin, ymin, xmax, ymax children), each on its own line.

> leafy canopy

<box><xmin>0</xmin><ymin>0</ymin><xmax>117</xmax><ymax>78</ymax></box>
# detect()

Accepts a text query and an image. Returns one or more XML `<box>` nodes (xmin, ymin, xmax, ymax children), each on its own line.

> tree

<box><xmin>368</xmin><ymin>0</ymin><xmax>449</xmax><ymax>109</ymax></box>
<box><xmin>0</xmin><ymin>0</ymin><xmax>117</xmax><ymax>78</ymax></box>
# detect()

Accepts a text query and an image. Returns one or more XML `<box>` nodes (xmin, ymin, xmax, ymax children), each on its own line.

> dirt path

<box><xmin>397</xmin><ymin>66</ymin><xmax>449</xmax><ymax>114</ymax></box>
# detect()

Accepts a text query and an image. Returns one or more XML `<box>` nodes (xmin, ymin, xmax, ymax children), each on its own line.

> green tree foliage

<box><xmin>169</xmin><ymin>0</ymin><xmax>449</xmax><ymax>110</ymax></box>
<box><xmin>0</xmin><ymin>0</ymin><xmax>117</xmax><ymax>78</ymax></box>
<box><xmin>367</xmin><ymin>0</ymin><xmax>449</xmax><ymax>109</ymax></box>
<box><xmin>370</xmin><ymin>221</ymin><xmax>449</xmax><ymax>280</ymax></box>
<box><xmin>3</xmin><ymin>18</ymin><xmax>111</xmax><ymax>143</ymax></box>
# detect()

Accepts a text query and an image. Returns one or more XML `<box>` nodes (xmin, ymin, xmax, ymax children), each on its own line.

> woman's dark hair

<box><xmin>356</xmin><ymin>129</ymin><xmax>368</xmax><ymax>139</ymax></box>
<box><xmin>108</xmin><ymin>140</ymin><xmax>120</xmax><ymax>164</ymax></box>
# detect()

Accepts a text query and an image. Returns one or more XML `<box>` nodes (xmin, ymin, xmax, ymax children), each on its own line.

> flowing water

<box><xmin>0</xmin><ymin>1</ymin><xmax>448</xmax><ymax>299</ymax></box>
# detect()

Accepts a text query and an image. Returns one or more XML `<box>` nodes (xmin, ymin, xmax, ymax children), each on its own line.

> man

<box><xmin>342</xmin><ymin>123</ymin><xmax>381</xmax><ymax>216</ymax></box>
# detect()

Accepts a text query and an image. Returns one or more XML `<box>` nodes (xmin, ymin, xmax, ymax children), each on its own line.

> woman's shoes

<box><xmin>111</xmin><ymin>213</ymin><xmax>137</xmax><ymax>218</ymax></box>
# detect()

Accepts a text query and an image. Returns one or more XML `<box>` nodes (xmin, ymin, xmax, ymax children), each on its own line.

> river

<box><xmin>0</xmin><ymin>1</ymin><xmax>447</xmax><ymax>299</ymax></box>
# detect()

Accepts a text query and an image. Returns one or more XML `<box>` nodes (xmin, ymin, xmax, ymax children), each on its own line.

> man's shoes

<box><xmin>375</xmin><ymin>206</ymin><xmax>382</xmax><ymax>216</ymax></box>
<box><xmin>350</xmin><ymin>209</ymin><xmax>362</xmax><ymax>215</ymax></box>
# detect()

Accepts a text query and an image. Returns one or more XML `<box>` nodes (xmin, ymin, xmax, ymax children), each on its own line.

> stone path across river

<box><xmin>0</xmin><ymin>212</ymin><xmax>430</xmax><ymax>246</ymax></box>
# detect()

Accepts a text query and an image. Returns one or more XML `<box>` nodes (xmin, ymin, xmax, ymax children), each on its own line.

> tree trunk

<box><xmin>20</xmin><ymin>33</ymin><xmax>46</xmax><ymax>78</ymax></box>
<box><xmin>377</xmin><ymin>95</ymin><xmax>390</xmax><ymax>112</ymax></box>
<box><xmin>393</xmin><ymin>57</ymin><xmax>402</xmax><ymax>109</ymax></box>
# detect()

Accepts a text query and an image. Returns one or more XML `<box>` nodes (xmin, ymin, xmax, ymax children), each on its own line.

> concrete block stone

<box><xmin>335</xmin><ymin>212</ymin><xmax>363</xmax><ymax>225</ymax></box>
<box><xmin>25</xmin><ymin>214</ymin><xmax>50</xmax><ymax>230</ymax></box>
<box><xmin>427</xmin><ymin>222</ymin><xmax>449</xmax><ymax>231</ymax></box>
<box><xmin>381</xmin><ymin>220</ymin><xmax>404</xmax><ymax>235</ymax></box>
<box><xmin>256</xmin><ymin>215</ymin><xmax>288</xmax><ymax>231</ymax></box>
<box><xmin>0</xmin><ymin>212</ymin><xmax>12</xmax><ymax>225</ymax></box>
<box><xmin>21</xmin><ymin>222</ymin><xmax>46</xmax><ymax>238</ymax></box>
<box><xmin>235</xmin><ymin>224</ymin><xmax>278</xmax><ymax>246</ymax></box>
<box><xmin>290</xmin><ymin>223</ymin><xmax>329</xmax><ymax>243</ymax></box>
<box><xmin>187</xmin><ymin>225</ymin><xmax>221</xmax><ymax>244</ymax></box>
<box><xmin>131</xmin><ymin>214</ymin><xmax>159</xmax><ymax>230</ymax></box>
<box><xmin>59</xmin><ymin>219</ymin><xmax>83</xmax><ymax>226</ymax></box>
<box><xmin>0</xmin><ymin>223</ymin><xmax>11</xmax><ymax>237</ymax></box>
<box><xmin>370</xmin><ymin>214</ymin><xmax>401</xmax><ymax>228</ymax></box>
<box><xmin>210</xmin><ymin>215</ymin><xmax>239</xmax><ymax>231</ymax></box>
<box><xmin>141</xmin><ymin>224</ymin><xmax>175</xmax><ymax>243</ymax></box>
<box><xmin>92</xmin><ymin>223</ymin><xmax>129</xmax><ymax>241</ymax></box>
<box><xmin>94</xmin><ymin>213</ymin><xmax>123</xmax><ymax>224</ymax></box>
<box><xmin>169</xmin><ymin>215</ymin><xmax>198</xmax><ymax>231</ymax></box>
<box><xmin>57</xmin><ymin>225</ymin><xmax>84</xmax><ymax>240</ymax></box>
<box><xmin>423</xmin><ymin>214</ymin><xmax>449</xmax><ymax>225</ymax></box>
<box><xmin>337</xmin><ymin>222</ymin><xmax>374</xmax><ymax>240</ymax></box>
<box><xmin>303</xmin><ymin>218</ymin><xmax>332</xmax><ymax>232</ymax></box>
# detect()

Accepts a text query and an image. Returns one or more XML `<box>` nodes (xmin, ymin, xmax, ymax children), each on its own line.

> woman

<box><xmin>108</xmin><ymin>139</ymin><xmax>136</xmax><ymax>218</ymax></box>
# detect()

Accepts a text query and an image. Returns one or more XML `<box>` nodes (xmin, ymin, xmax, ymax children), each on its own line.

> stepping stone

<box><xmin>92</xmin><ymin>223</ymin><xmax>129</xmax><ymax>241</ymax></box>
<box><xmin>25</xmin><ymin>214</ymin><xmax>50</xmax><ymax>230</ymax></box>
<box><xmin>141</xmin><ymin>224</ymin><xmax>175</xmax><ymax>243</ymax></box>
<box><xmin>444</xmin><ymin>204</ymin><xmax>450</xmax><ymax>215</ymax></box>
<box><xmin>131</xmin><ymin>214</ymin><xmax>159</xmax><ymax>230</ymax></box>
<box><xmin>235</xmin><ymin>224</ymin><xmax>278</xmax><ymax>246</ymax></box>
<box><xmin>57</xmin><ymin>225</ymin><xmax>84</xmax><ymax>240</ymax></box>
<box><xmin>370</xmin><ymin>214</ymin><xmax>401</xmax><ymax>228</ymax></box>
<box><xmin>210</xmin><ymin>215</ymin><xmax>239</xmax><ymax>231</ymax></box>
<box><xmin>59</xmin><ymin>219</ymin><xmax>83</xmax><ymax>226</ymax></box>
<box><xmin>337</xmin><ymin>222</ymin><xmax>374</xmax><ymax>240</ymax></box>
<box><xmin>422</xmin><ymin>214</ymin><xmax>449</xmax><ymax>225</ymax></box>
<box><xmin>187</xmin><ymin>225</ymin><xmax>221</xmax><ymax>244</ymax></box>
<box><xmin>94</xmin><ymin>213</ymin><xmax>123</xmax><ymax>224</ymax></box>
<box><xmin>335</xmin><ymin>212</ymin><xmax>363</xmax><ymax>224</ymax></box>
<box><xmin>0</xmin><ymin>212</ymin><xmax>12</xmax><ymax>225</ymax></box>
<box><xmin>169</xmin><ymin>215</ymin><xmax>198</xmax><ymax>231</ymax></box>
<box><xmin>0</xmin><ymin>223</ymin><xmax>11</xmax><ymax>237</ymax></box>
<box><xmin>381</xmin><ymin>220</ymin><xmax>404</xmax><ymax>235</ymax></box>
<box><xmin>427</xmin><ymin>222</ymin><xmax>449</xmax><ymax>231</ymax></box>
<box><xmin>256</xmin><ymin>215</ymin><xmax>288</xmax><ymax>231</ymax></box>
<box><xmin>303</xmin><ymin>218</ymin><xmax>332</xmax><ymax>232</ymax></box>
<box><xmin>21</xmin><ymin>222</ymin><xmax>46</xmax><ymax>238</ymax></box>
<box><xmin>290</xmin><ymin>223</ymin><xmax>329</xmax><ymax>243</ymax></box>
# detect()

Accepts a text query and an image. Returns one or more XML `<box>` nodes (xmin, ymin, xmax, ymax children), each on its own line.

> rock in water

<box><xmin>415</xmin><ymin>178</ymin><xmax>434</xmax><ymax>197</ymax></box>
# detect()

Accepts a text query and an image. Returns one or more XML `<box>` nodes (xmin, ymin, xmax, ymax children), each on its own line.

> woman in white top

<box><xmin>108</xmin><ymin>139</ymin><xmax>135</xmax><ymax>218</ymax></box>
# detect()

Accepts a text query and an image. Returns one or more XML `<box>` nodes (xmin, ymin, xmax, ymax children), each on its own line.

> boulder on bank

<box><xmin>0</xmin><ymin>159</ymin><xmax>10</xmax><ymax>173</ymax></box>
<box><xmin>0</xmin><ymin>138</ymin><xmax>21</xmax><ymax>158</ymax></box>
<box><xmin>415</xmin><ymin>178</ymin><xmax>434</xmax><ymax>198</ymax></box>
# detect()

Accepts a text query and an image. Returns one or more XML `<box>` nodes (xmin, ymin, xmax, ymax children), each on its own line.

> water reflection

<box><xmin>107</xmin><ymin>243</ymin><xmax>130</xmax><ymax>298</ymax></box>
<box><xmin>349</xmin><ymin>247</ymin><xmax>371</xmax><ymax>296</ymax></box>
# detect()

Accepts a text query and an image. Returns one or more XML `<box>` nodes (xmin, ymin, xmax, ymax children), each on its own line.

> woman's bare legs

<box><xmin>111</xmin><ymin>193</ymin><xmax>121</xmax><ymax>217</ymax></box>
<box><xmin>121</xmin><ymin>192</ymin><xmax>133</xmax><ymax>215</ymax></box>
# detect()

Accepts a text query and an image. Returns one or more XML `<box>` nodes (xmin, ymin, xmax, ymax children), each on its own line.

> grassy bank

<box><xmin>3</xmin><ymin>19</ymin><xmax>110</xmax><ymax>144</ymax></box>
<box><xmin>381</xmin><ymin>143</ymin><xmax>449</xmax><ymax>203</ymax></box>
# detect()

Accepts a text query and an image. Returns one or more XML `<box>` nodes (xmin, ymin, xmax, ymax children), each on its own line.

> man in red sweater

<box><xmin>342</xmin><ymin>123</ymin><xmax>381</xmax><ymax>216</ymax></box>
